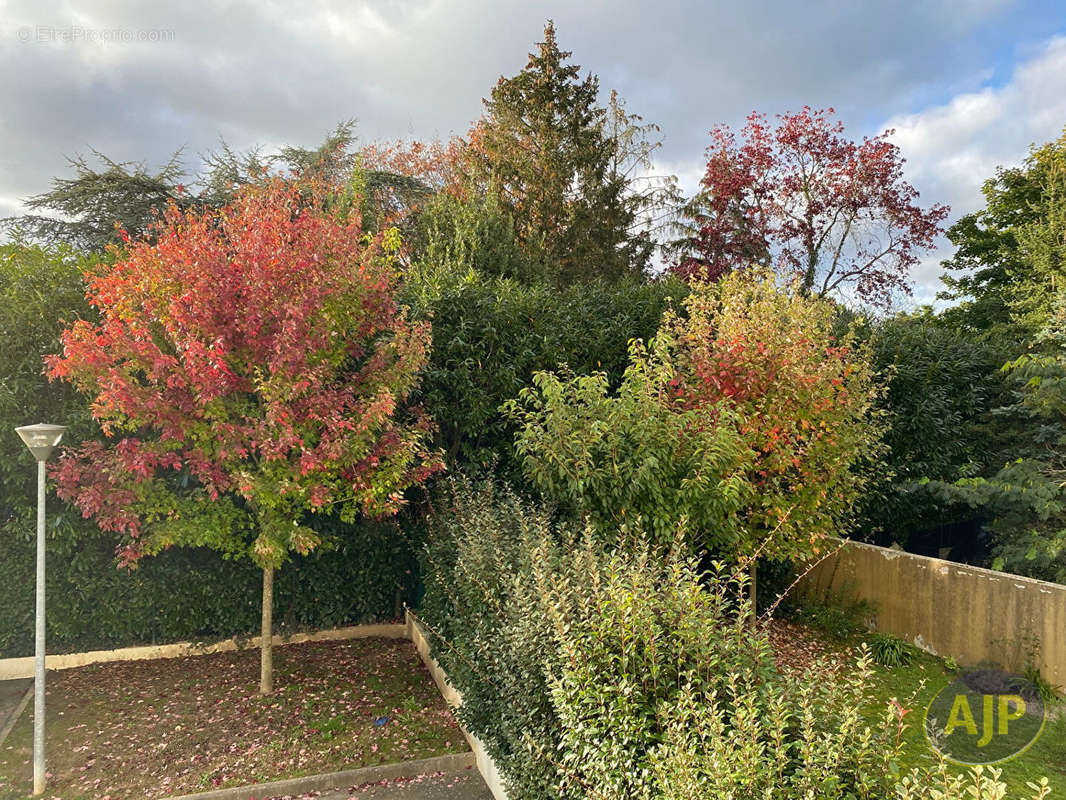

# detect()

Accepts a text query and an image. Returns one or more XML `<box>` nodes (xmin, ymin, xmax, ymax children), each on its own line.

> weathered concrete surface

<box><xmin>321</xmin><ymin>769</ymin><xmax>493</xmax><ymax>799</ymax></box>
<box><xmin>0</xmin><ymin>678</ymin><xmax>31</xmax><ymax>746</ymax></box>
<box><xmin>800</xmin><ymin>540</ymin><xmax>1066</xmax><ymax>686</ymax></box>
<box><xmin>0</xmin><ymin>623</ymin><xmax>407</xmax><ymax>680</ymax></box>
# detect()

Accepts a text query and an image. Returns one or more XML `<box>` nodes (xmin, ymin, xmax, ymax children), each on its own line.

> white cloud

<box><xmin>884</xmin><ymin>35</ymin><xmax>1066</xmax><ymax>303</ymax></box>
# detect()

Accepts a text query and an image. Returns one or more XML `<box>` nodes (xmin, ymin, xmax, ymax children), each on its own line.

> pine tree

<box><xmin>468</xmin><ymin>21</ymin><xmax>656</xmax><ymax>284</ymax></box>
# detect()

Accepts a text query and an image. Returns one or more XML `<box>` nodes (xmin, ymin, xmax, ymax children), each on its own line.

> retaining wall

<box><xmin>800</xmin><ymin>540</ymin><xmax>1066</xmax><ymax>687</ymax></box>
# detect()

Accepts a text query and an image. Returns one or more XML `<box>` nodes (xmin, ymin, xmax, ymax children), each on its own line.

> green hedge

<box><xmin>410</xmin><ymin>275</ymin><xmax>687</xmax><ymax>481</ymax></box>
<box><xmin>0</xmin><ymin>517</ymin><xmax>419</xmax><ymax>657</ymax></box>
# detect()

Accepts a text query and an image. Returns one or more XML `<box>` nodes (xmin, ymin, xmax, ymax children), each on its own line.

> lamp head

<box><xmin>15</xmin><ymin>423</ymin><xmax>67</xmax><ymax>462</ymax></box>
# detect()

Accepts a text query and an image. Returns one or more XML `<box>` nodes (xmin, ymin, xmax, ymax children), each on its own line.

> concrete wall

<box><xmin>800</xmin><ymin>540</ymin><xmax>1066</xmax><ymax>687</ymax></box>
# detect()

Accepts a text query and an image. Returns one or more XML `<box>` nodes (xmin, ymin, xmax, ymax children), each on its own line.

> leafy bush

<box><xmin>420</xmin><ymin>479</ymin><xmax>931</xmax><ymax>800</ymax></box>
<box><xmin>856</xmin><ymin>311</ymin><xmax>1003</xmax><ymax>545</ymax></box>
<box><xmin>896</xmin><ymin>760</ymin><xmax>1051</xmax><ymax>800</ymax></box>
<box><xmin>0</xmin><ymin>514</ymin><xmax>421</xmax><ymax>658</ymax></box>
<box><xmin>0</xmin><ymin>241</ymin><xmax>97</xmax><ymax>539</ymax></box>
<box><xmin>505</xmin><ymin>360</ymin><xmax>753</xmax><ymax>549</ymax></box>
<box><xmin>406</xmin><ymin>274</ymin><xmax>686</xmax><ymax>480</ymax></box>
<box><xmin>506</xmin><ymin>272</ymin><xmax>883</xmax><ymax>563</ymax></box>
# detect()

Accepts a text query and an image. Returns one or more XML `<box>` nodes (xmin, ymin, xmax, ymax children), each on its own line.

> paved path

<box><xmin>0</xmin><ymin>678</ymin><xmax>31</xmax><ymax>743</ymax></box>
<box><xmin>316</xmin><ymin>769</ymin><xmax>493</xmax><ymax>800</ymax></box>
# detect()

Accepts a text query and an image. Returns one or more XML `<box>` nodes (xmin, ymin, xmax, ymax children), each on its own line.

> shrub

<box><xmin>856</xmin><ymin>311</ymin><xmax>1003</xmax><ymax>545</ymax></box>
<box><xmin>420</xmin><ymin>480</ymin><xmax>931</xmax><ymax>800</ymax></box>
<box><xmin>407</xmin><ymin>274</ymin><xmax>686</xmax><ymax>481</ymax></box>
<box><xmin>506</xmin><ymin>271</ymin><xmax>883</xmax><ymax>565</ymax></box>
<box><xmin>896</xmin><ymin>760</ymin><xmax>1051</xmax><ymax>800</ymax></box>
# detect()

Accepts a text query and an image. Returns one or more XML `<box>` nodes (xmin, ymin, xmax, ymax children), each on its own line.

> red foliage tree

<box><xmin>673</xmin><ymin>107</ymin><xmax>949</xmax><ymax>309</ymax></box>
<box><xmin>47</xmin><ymin>180</ymin><xmax>443</xmax><ymax>692</ymax></box>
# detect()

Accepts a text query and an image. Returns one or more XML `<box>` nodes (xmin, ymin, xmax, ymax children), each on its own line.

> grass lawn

<box><xmin>769</xmin><ymin>620</ymin><xmax>1066</xmax><ymax>794</ymax></box>
<box><xmin>0</xmin><ymin>637</ymin><xmax>467</xmax><ymax>800</ymax></box>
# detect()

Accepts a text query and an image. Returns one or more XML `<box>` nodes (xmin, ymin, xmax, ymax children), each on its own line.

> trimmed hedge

<box><xmin>0</xmin><ymin>517</ymin><xmax>419</xmax><ymax>657</ymax></box>
<box><xmin>411</xmin><ymin>275</ymin><xmax>687</xmax><ymax>481</ymax></box>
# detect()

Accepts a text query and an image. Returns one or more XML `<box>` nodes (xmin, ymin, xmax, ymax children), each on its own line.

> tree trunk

<box><xmin>260</xmin><ymin>564</ymin><xmax>274</xmax><ymax>695</ymax></box>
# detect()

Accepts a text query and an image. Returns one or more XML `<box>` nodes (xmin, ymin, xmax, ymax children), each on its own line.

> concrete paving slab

<box><xmin>317</xmin><ymin>769</ymin><xmax>494</xmax><ymax>800</ymax></box>
<box><xmin>0</xmin><ymin>678</ymin><xmax>32</xmax><ymax>745</ymax></box>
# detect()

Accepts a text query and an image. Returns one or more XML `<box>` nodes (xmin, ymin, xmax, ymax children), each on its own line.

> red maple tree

<box><xmin>47</xmin><ymin>180</ymin><xmax>443</xmax><ymax>692</ymax></box>
<box><xmin>673</xmin><ymin>107</ymin><xmax>949</xmax><ymax>309</ymax></box>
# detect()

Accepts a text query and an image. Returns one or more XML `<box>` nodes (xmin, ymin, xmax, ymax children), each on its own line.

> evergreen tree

<box><xmin>468</xmin><ymin>21</ymin><xmax>658</xmax><ymax>284</ymax></box>
<box><xmin>2</xmin><ymin>122</ymin><xmax>430</xmax><ymax>251</ymax></box>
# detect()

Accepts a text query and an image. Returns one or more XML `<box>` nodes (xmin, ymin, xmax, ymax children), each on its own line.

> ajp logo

<box><xmin>925</xmin><ymin>668</ymin><xmax>1046</xmax><ymax>764</ymax></box>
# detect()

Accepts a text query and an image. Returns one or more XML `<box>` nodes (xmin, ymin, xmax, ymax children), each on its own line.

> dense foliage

<box><xmin>918</xmin><ymin>127</ymin><xmax>1066</xmax><ymax>581</ymax></box>
<box><xmin>0</xmin><ymin>517</ymin><xmax>419</xmax><ymax>658</ymax></box>
<box><xmin>856</xmin><ymin>311</ymin><xmax>1003</xmax><ymax>546</ymax></box>
<box><xmin>408</xmin><ymin>273</ymin><xmax>686</xmax><ymax>481</ymax></box>
<box><xmin>419</xmin><ymin>480</ymin><xmax>1051</xmax><ymax>800</ymax></box>
<box><xmin>0</xmin><ymin>241</ymin><xmax>416</xmax><ymax>658</ymax></box>
<box><xmin>0</xmin><ymin>242</ymin><xmax>97</xmax><ymax>538</ymax></box>
<box><xmin>507</xmin><ymin>273</ymin><xmax>882</xmax><ymax>564</ymax></box>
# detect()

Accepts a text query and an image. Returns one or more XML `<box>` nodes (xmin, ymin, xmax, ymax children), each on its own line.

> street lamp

<box><xmin>14</xmin><ymin>423</ymin><xmax>66</xmax><ymax>797</ymax></box>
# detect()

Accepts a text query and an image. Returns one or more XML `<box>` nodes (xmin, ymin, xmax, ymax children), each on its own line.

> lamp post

<box><xmin>14</xmin><ymin>423</ymin><xmax>66</xmax><ymax>797</ymax></box>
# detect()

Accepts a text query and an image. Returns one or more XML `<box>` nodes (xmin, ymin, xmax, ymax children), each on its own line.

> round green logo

<box><xmin>924</xmin><ymin>668</ymin><xmax>1046</xmax><ymax>765</ymax></box>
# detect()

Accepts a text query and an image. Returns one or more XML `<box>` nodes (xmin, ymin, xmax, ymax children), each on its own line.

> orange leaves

<box><xmin>48</xmin><ymin>178</ymin><xmax>443</xmax><ymax>566</ymax></box>
<box><xmin>658</xmin><ymin>272</ymin><xmax>884</xmax><ymax>560</ymax></box>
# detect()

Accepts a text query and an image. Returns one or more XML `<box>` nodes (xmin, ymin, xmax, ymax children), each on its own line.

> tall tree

<box><xmin>672</xmin><ymin>108</ymin><xmax>948</xmax><ymax>309</ymax></box>
<box><xmin>939</xmin><ymin>128</ymin><xmax>1066</xmax><ymax>337</ymax></box>
<box><xmin>47</xmin><ymin>180</ymin><xmax>442</xmax><ymax>693</ymax></box>
<box><xmin>467</xmin><ymin>21</ymin><xmax>659</xmax><ymax>284</ymax></box>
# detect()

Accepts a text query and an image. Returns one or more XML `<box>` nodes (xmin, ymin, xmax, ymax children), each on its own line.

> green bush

<box><xmin>0</xmin><ymin>516</ymin><xmax>420</xmax><ymax>657</ymax></box>
<box><xmin>406</xmin><ymin>273</ymin><xmax>687</xmax><ymax>481</ymax></box>
<box><xmin>505</xmin><ymin>274</ymin><xmax>884</xmax><ymax>571</ymax></box>
<box><xmin>419</xmin><ymin>479</ymin><xmax>937</xmax><ymax>800</ymax></box>
<box><xmin>857</xmin><ymin>311</ymin><xmax>1003</xmax><ymax>544</ymax></box>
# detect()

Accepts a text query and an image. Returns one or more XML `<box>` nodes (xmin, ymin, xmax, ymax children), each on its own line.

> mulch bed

<box><xmin>0</xmin><ymin>637</ymin><xmax>466</xmax><ymax>800</ymax></box>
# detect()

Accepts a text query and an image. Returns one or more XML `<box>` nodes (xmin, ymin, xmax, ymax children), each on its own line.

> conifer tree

<box><xmin>468</xmin><ymin>21</ymin><xmax>657</xmax><ymax>283</ymax></box>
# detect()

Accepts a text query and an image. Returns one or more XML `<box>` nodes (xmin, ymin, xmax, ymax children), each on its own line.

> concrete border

<box><xmin>0</xmin><ymin>682</ymin><xmax>32</xmax><ymax>748</ymax></box>
<box><xmin>0</xmin><ymin>623</ymin><xmax>407</xmax><ymax>680</ymax></box>
<box><xmin>406</xmin><ymin>612</ymin><xmax>508</xmax><ymax>800</ymax></box>
<box><xmin>168</xmin><ymin>752</ymin><xmax>477</xmax><ymax>800</ymax></box>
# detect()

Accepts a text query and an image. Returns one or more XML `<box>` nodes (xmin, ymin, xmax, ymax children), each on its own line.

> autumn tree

<box><xmin>672</xmin><ymin>108</ymin><xmax>948</xmax><ymax>309</ymax></box>
<box><xmin>47</xmin><ymin>180</ymin><xmax>442</xmax><ymax>693</ymax></box>
<box><xmin>467</xmin><ymin>21</ymin><xmax>661</xmax><ymax>284</ymax></box>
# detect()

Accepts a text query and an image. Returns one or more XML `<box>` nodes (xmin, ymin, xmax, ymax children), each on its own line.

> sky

<box><xmin>1</xmin><ymin>0</ymin><xmax>1065</xmax><ymax>304</ymax></box>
